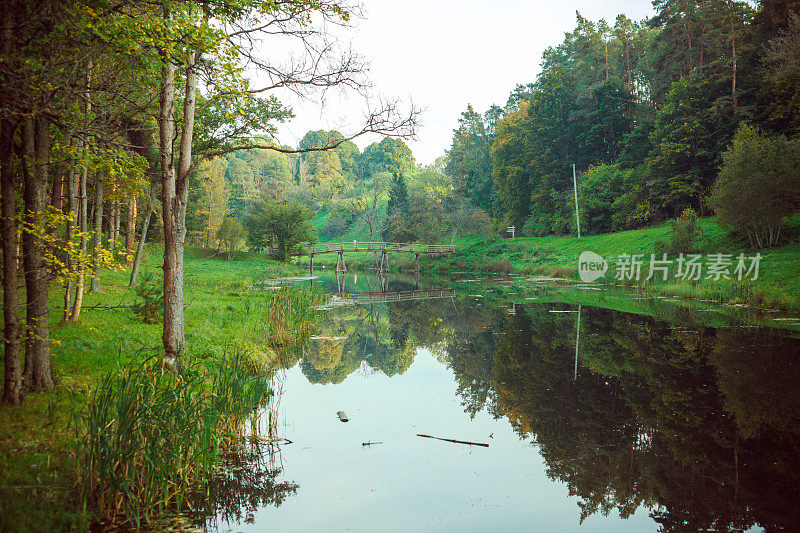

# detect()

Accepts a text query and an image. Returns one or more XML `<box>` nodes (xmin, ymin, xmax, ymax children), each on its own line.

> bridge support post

<box><xmin>336</xmin><ymin>251</ymin><xmax>347</xmax><ymax>273</ymax></box>
<box><xmin>414</xmin><ymin>253</ymin><xmax>420</xmax><ymax>273</ymax></box>
<box><xmin>336</xmin><ymin>271</ymin><xmax>346</xmax><ymax>293</ymax></box>
<box><xmin>309</xmin><ymin>254</ymin><xmax>314</xmax><ymax>275</ymax></box>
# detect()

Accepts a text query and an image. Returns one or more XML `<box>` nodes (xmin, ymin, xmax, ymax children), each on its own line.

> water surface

<box><xmin>200</xmin><ymin>272</ymin><xmax>800</xmax><ymax>532</ymax></box>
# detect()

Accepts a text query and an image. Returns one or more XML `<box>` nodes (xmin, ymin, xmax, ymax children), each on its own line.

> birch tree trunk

<box><xmin>62</xmin><ymin>166</ymin><xmax>78</xmax><ymax>320</ymax></box>
<box><xmin>108</xmin><ymin>196</ymin><xmax>118</xmax><ymax>257</ymax></box>
<box><xmin>162</xmin><ymin>47</ymin><xmax>198</xmax><ymax>366</ymax></box>
<box><xmin>70</xmin><ymin>164</ymin><xmax>88</xmax><ymax>321</ymax></box>
<box><xmin>89</xmin><ymin>172</ymin><xmax>104</xmax><ymax>293</ymax></box>
<box><xmin>71</xmin><ymin>61</ymin><xmax>91</xmax><ymax>319</ymax></box>
<box><xmin>22</xmin><ymin>117</ymin><xmax>53</xmax><ymax>391</ymax></box>
<box><xmin>160</xmin><ymin>26</ymin><xmax>200</xmax><ymax>366</ymax></box>
<box><xmin>129</xmin><ymin>181</ymin><xmax>157</xmax><ymax>287</ymax></box>
<box><xmin>126</xmin><ymin>196</ymin><xmax>136</xmax><ymax>260</ymax></box>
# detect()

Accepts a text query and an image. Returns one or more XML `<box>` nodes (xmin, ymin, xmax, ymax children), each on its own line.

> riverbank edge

<box><xmin>422</xmin><ymin>220</ymin><xmax>800</xmax><ymax>313</ymax></box>
<box><xmin>0</xmin><ymin>246</ymin><xmax>314</xmax><ymax>532</ymax></box>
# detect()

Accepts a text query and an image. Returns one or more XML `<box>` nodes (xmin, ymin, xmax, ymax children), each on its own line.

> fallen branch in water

<box><xmin>416</xmin><ymin>434</ymin><xmax>489</xmax><ymax>447</ymax></box>
<box><xmin>362</xmin><ymin>441</ymin><xmax>383</xmax><ymax>446</ymax></box>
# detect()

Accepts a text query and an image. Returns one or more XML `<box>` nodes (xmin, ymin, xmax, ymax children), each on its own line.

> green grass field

<box><xmin>431</xmin><ymin>218</ymin><xmax>800</xmax><ymax>311</ymax></box>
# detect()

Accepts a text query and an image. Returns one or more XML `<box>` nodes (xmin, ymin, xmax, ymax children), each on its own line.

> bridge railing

<box><xmin>302</xmin><ymin>242</ymin><xmax>455</xmax><ymax>255</ymax></box>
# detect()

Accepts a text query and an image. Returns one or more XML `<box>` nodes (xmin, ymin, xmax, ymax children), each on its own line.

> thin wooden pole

<box><xmin>574</xmin><ymin>304</ymin><xmax>581</xmax><ymax>381</ymax></box>
<box><xmin>573</xmin><ymin>163</ymin><xmax>581</xmax><ymax>240</ymax></box>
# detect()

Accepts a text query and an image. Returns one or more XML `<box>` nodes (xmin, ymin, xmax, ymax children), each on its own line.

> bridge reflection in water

<box><xmin>313</xmin><ymin>271</ymin><xmax>455</xmax><ymax>307</ymax></box>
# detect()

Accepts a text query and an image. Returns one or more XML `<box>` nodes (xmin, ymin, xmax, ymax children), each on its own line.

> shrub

<box><xmin>321</xmin><ymin>216</ymin><xmax>349</xmax><ymax>239</ymax></box>
<box><xmin>132</xmin><ymin>273</ymin><xmax>163</xmax><ymax>324</ymax></box>
<box><xmin>668</xmin><ymin>207</ymin><xmax>702</xmax><ymax>254</ymax></box>
<box><xmin>709</xmin><ymin>123</ymin><xmax>800</xmax><ymax>248</ymax></box>
<box><xmin>216</xmin><ymin>217</ymin><xmax>247</xmax><ymax>260</ymax></box>
<box><xmin>245</xmin><ymin>200</ymin><xmax>317</xmax><ymax>261</ymax></box>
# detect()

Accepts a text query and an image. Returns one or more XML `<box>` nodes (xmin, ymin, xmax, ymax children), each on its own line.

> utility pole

<box><xmin>572</xmin><ymin>163</ymin><xmax>581</xmax><ymax>240</ymax></box>
<box><xmin>574</xmin><ymin>304</ymin><xmax>581</xmax><ymax>382</ymax></box>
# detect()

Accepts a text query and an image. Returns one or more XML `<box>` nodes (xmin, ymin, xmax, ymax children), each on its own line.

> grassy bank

<box><xmin>429</xmin><ymin>218</ymin><xmax>800</xmax><ymax>312</ymax></box>
<box><xmin>0</xmin><ymin>245</ymin><xmax>318</xmax><ymax>531</ymax></box>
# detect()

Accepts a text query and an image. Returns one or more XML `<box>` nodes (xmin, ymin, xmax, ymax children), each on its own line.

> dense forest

<box><xmin>186</xmin><ymin>0</ymin><xmax>800</xmax><ymax>255</ymax></box>
<box><xmin>446</xmin><ymin>0</ymin><xmax>800</xmax><ymax>240</ymax></box>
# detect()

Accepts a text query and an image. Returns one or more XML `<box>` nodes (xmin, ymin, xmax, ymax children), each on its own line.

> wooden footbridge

<box><xmin>296</xmin><ymin>242</ymin><xmax>455</xmax><ymax>273</ymax></box>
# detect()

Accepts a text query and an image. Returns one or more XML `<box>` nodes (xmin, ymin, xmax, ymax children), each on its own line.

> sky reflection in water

<box><xmin>201</xmin><ymin>272</ymin><xmax>800</xmax><ymax>532</ymax></box>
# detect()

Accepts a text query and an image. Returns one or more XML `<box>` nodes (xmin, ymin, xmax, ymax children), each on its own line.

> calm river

<box><xmin>198</xmin><ymin>271</ymin><xmax>800</xmax><ymax>532</ymax></box>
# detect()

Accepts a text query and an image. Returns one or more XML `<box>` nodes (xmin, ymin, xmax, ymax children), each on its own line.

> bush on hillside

<box><xmin>709</xmin><ymin>124</ymin><xmax>800</xmax><ymax>248</ymax></box>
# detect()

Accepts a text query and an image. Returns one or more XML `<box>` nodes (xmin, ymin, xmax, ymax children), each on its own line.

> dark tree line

<box><xmin>446</xmin><ymin>1</ymin><xmax>800</xmax><ymax>237</ymax></box>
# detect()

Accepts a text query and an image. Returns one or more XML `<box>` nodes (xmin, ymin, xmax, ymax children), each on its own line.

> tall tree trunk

<box><xmin>22</xmin><ymin>117</ymin><xmax>53</xmax><ymax>391</ymax></box>
<box><xmin>1</xmin><ymin>2</ymin><xmax>23</xmax><ymax>404</ymax></box>
<box><xmin>161</xmin><ymin>46</ymin><xmax>198</xmax><ymax>366</ymax></box>
<box><xmin>129</xmin><ymin>181</ymin><xmax>157</xmax><ymax>287</ymax></box>
<box><xmin>731</xmin><ymin>16</ymin><xmax>737</xmax><ymax>112</ymax></box>
<box><xmin>89</xmin><ymin>172</ymin><xmax>104</xmax><ymax>293</ymax></box>
<box><xmin>125</xmin><ymin>195</ymin><xmax>136</xmax><ymax>260</ymax></box>
<box><xmin>71</xmin><ymin>61</ymin><xmax>91</xmax><ymax>319</ymax></box>
<box><xmin>114</xmin><ymin>199</ymin><xmax>121</xmax><ymax>246</ymax></box>
<box><xmin>108</xmin><ymin>196</ymin><xmax>117</xmax><ymax>257</ymax></box>
<box><xmin>161</xmin><ymin>29</ymin><xmax>181</xmax><ymax>365</ymax></box>
<box><xmin>51</xmin><ymin>164</ymin><xmax>63</xmax><ymax>213</ymax></box>
<box><xmin>62</xmin><ymin>165</ymin><xmax>78</xmax><ymax>320</ymax></box>
<box><xmin>70</xmin><ymin>164</ymin><xmax>88</xmax><ymax>321</ymax></box>
<box><xmin>1</xmin><ymin>117</ymin><xmax>23</xmax><ymax>404</ymax></box>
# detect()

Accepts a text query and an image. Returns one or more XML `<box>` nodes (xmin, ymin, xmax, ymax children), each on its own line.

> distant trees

<box><xmin>245</xmin><ymin>200</ymin><xmax>317</xmax><ymax>261</ymax></box>
<box><xmin>445</xmin><ymin>105</ymin><xmax>494</xmax><ymax>213</ymax></box>
<box><xmin>382</xmin><ymin>173</ymin><xmax>412</xmax><ymax>242</ymax></box>
<box><xmin>365</xmin><ymin>138</ymin><xmax>415</xmax><ymax>175</ymax></box>
<box><xmin>216</xmin><ymin>218</ymin><xmax>247</xmax><ymax>260</ymax></box>
<box><xmin>710</xmin><ymin>124</ymin><xmax>800</xmax><ymax>248</ymax></box>
<box><xmin>444</xmin><ymin>3</ymin><xmax>800</xmax><ymax>243</ymax></box>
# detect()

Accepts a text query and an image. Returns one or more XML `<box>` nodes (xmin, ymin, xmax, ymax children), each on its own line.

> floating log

<box><xmin>362</xmin><ymin>441</ymin><xmax>383</xmax><ymax>446</ymax></box>
<box><xmin>416</xmin><ymin>434</ymin><xmax>489</xmax><ymax>447</ymax></box>
<box><xmin>337</xmin><ymin>411</ymin><xmax>349</xmax><ymax>422</ymax></box>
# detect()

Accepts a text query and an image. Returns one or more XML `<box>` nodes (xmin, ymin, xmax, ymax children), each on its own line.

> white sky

<box><xmin>271</xmin><ymin>0</ymin><xmax>656</xmax><ymax>166</ymax></box>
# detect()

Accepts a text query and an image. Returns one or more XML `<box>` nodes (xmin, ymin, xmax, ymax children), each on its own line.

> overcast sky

<box><xmin>271</xmin><ymin>0</ymin><xmax>656</xmax><ymax>166</ymax></box>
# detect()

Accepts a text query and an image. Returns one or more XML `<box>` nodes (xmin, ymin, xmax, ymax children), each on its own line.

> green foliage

<box><xmin>646</xmin><ymin>79</ymin><xmax>715</xmax><ymax>219</ymax></box>
<box><xmin>710</xmin><ymin>123</ymin><xmax>800</xmax><ymax>248</ymax></box>
<box><xmin>655</xmin><ymin>207</ymin><xmax>703</xmax><ymax>255</ymax></box>
<box><xmin>578</xmin><ymin>164</ymin><xmax>652</xmax><ymax>234</ymax></box>
<box><xmin>216</xmin><ymin>217</ymin><xmax>248</xmax><ymax>259</ymax></box>
<box><xmin>321</xmin><ymin>200</ymin><xmax>360</xmax><ymax>239</ymax></box>
<box><xmin>382</xmin><ymin>173</ymin><xmax>411</xmax><ymax>242</ymax></box>
<box><xmin>361</xmin><ymin>137</ymin><xmax>415</xmax><ymax>176</ymax></box>
<box><xmin>446</xmin><ymin>105</ymin><xmax>494</xmax><ymax>212</ymax></box>
<box><xmin>245</xmin><ymin>200</ymin><xmax>317</xmax><ymax>260</ymax></box>
<box><xmin>292</xmin><ymin>130</ymin><xmax>362</xmax><ymax>206</ymax></box>
<box><xmin>132</xmin><ymin>273</ymin><xmax>164</xmax><ymax>324</ymax></box>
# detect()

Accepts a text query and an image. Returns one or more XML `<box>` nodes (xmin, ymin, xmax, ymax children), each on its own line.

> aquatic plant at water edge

<box><xmin>73</xmin><ymin>354</ymin><xmax>273</xmax><ymax>527</ymax></box>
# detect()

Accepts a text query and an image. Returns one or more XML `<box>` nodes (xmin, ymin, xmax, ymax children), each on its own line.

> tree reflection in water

<box><xmin>190</xmin><ymin>436</ymin><xmax>298</xmax><ymax>530</ymax></box>
<box><xmin>447</xmin><ymin>303</ymin><xmax>800</xmax><ymax>532</ymax></box>
<box><xmin>275</xmin><ymin>282</ymin><xmax>800</xmax><ymax>531</ymax></box>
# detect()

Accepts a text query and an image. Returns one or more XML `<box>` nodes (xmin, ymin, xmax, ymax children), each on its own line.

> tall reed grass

<box><xmin>73</xmin><ymin>354</ymin><xmax>273</xmax><ymax>528</ymax></box>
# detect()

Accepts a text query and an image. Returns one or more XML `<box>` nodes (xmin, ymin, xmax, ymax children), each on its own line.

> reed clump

<box><xmin>74</xmin><ymin>354</ymin><xmax>272</xmax><ymax>528</ymax></box>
